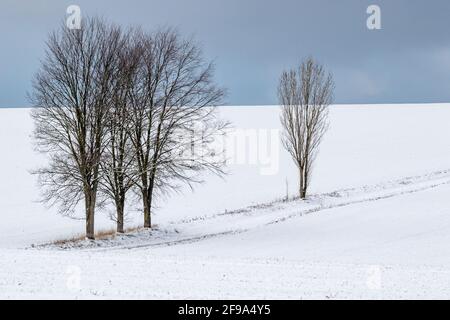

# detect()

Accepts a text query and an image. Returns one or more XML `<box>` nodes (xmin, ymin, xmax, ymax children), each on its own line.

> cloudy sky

<box><xmin>1</xmin><ymin>0</ymin><xmax>450</xmax><ymax>106</ymax></box>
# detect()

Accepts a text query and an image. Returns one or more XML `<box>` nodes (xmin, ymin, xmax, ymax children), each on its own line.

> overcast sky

<box><xmin>1</xmin><ymin>0</ymin><xmax>450</xmax><ymax>107</ymax></box>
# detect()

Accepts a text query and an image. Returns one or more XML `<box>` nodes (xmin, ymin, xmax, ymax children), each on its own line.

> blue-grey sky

<box><xmin>1</xmin><ymin>0</ymin><xmax>450</xmax><ymax>106</ymax></box>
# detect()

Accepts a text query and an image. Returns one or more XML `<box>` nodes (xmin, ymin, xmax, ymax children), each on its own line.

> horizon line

<box><xmin>2</xmin><ymin>102</ymin><xmax>450</xmax><ymax>109</ymax></box>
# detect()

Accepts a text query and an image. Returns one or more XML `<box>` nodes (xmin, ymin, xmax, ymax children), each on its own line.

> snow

<box><xmin>1</xmin><ymin>104</ymin><xmax>450</xmax><ymax>299</ymax></box>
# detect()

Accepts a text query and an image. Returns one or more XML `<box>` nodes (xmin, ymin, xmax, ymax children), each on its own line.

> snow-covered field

<box><xmin>1</xmin><ymin>104</ymin><xmax>450</xmax><ymax>299</ymax></box>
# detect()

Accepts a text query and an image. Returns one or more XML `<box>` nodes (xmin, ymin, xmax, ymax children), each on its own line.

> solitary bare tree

<box><xmin>278</xmin><ymin>57</ymin><xmax>334</xmax><ymax>199</ymax></box>
<box><xmin>30</xmin><ymin>18</ymin><xmax>125</xmax><ymax>239</ymax></box>
<box><xmin>128</xmin><ymin>28</ymin><xmax>226</xmax><ymax>228</ymax></box>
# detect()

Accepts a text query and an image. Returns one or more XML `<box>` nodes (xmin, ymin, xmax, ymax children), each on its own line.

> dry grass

<box><xmin>46</xmin><ymin>225</ymin><xmax>146</xmax><ymax>247</ymax></box>
<box><xmin>51</xmin><ymin>234</ymin><xmax>87</xmax><ymax>246</ymax></box>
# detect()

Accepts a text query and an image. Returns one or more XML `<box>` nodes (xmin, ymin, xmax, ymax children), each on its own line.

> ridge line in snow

<box><xmin>36</xmin><ymin>169</ymin><xmax>450</xmax><ymax>251</ymax></box>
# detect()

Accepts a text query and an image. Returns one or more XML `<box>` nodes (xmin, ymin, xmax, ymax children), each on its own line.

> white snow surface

<box><xmin>1</xmin><ymin>104</ymin><xmax>450</xmax><ymax>299</ymax></box>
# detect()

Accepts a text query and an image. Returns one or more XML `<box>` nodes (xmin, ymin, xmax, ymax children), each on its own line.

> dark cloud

<box><xmin>1</xmin><ymin>0</ymin><xmax>450</xmax><ymax>106</ymax></box>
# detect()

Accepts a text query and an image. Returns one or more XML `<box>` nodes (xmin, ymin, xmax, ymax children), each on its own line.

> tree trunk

<box><xmin>298</xmin><ymin>166</ymin><xmax>306</xmax><ymax>199</ymax></box>
<box><xmin>302</xmin><ymin>167</ymin><xmax>308</xmax><ymax>199</ymax></box>
<box><xmin>116</xmin><ymin>198</ymin><xmax>125</xmax><ymax>233</ymax></box>
<box><xmin>143</xmin><ymin>176</ymin><xmax>155</xmax><ymax>229</ymax></box>
<box><xmin>85</xmin><ymin>191</ymin><xmax>96</xmax><ymax>240</ymax></box>
<box><xmin>143</xmin><ymin>190</ymin><xmax>151</xmax><ymax>228</ymax></box>
<box><xmin>300</xmin><ymin>187</ymin><xmax>306</xmax><ymax>199</ymax></box>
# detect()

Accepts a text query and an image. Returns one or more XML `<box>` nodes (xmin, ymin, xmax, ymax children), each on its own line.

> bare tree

<box><xmin>30</xmin><ymin>18</ymin><xmax>124</xmax><ymax>239</ymax></box>
<box><xmin>278</xmin><ymin>57</ymin><xmax>334</xmax><ymax>199</ymax></box>
<box><xmin>99</xmin><ymin>33</ymin><xmax>141</xmax><ymax>233</ymax></box>
<box><xmin>128</xmin><ymin>28</ymin><xmax>226</xmax><ymax>228</ymax></box>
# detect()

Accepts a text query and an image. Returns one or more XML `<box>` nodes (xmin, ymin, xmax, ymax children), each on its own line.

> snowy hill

<box><xmin>1</xmin><ymin>104</ymin><xmax>450</xmax><ymax>298</ymax></box>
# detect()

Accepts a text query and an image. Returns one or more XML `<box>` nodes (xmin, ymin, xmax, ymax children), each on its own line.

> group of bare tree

<box><xmin>30</xmin><ymin>14</ymin><xmax>334</xmax><ymax>239</ymax></box>
<box><xmin>278</xmin><ymin>57</ymin><xmax>334</xmax><ymax>199</ymax></box>
<box><xmin>31</xmin><ymin>17</ymin><xmax>226</xmax><ymax>239</ymax></box>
